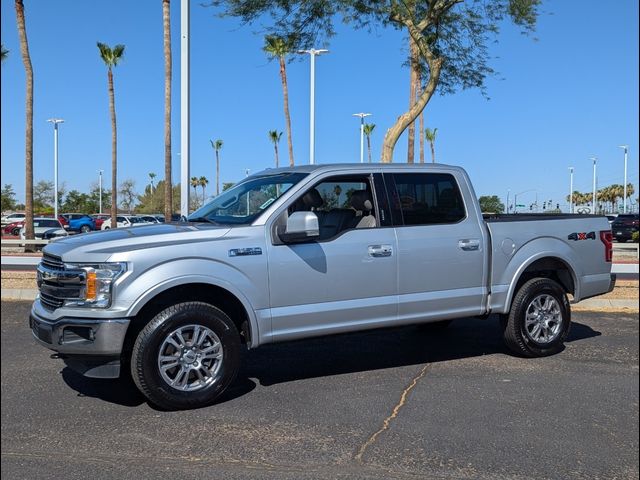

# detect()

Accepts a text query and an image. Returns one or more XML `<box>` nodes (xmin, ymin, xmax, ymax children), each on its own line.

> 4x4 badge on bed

<box><xmin>567</xmin><ymin>232</ymin><xmax>596</xmax><ymax>241</ymax></box>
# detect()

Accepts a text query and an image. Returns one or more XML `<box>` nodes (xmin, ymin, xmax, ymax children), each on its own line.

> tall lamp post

<box><xmin>568</xmin><ymin>166</ymin><xmax>574</xmax><ymax>214</ymax></box>
<box><xmin>589</xmin><ymin>156</ymin><xmax>597</xmax><ymax>214</ymax></box>
<box><xmin>46</xmin><ymin>118</ymin><xmax>64</xmax><ymax>220</ymax></box>
<box><xmin>352</xmin><ymin>113</ymin><xmax>372</xmax><ymax>163</ymax></box>
<box><xmin>619</xmin><ymin>145</ymin><xmax>628</xmax><ymax>213</ymax></box>
<box><xmin>514</xmin><ymin>189</ymin><xmax>537</xmax><ymax>213</ymax></box>
<box><xmin>98</xmin><ymin>170</ymin><xmax>104</xmax><ymax>214</ymax></box>
<box><xmin>298</xmin><ymin>48</ymin><xmax>329</xmax><ymax>165</ymax></box>
<box><xmin>180</xmin><ymin>0</ymin><xmax>190</xmax><ymax>217</ymax></box>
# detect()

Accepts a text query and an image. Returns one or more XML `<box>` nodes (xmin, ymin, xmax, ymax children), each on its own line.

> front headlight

<box><xmin>63</xmin><ymin>262</ymin><xmax>126</xmax><ymax>308</ymax></box>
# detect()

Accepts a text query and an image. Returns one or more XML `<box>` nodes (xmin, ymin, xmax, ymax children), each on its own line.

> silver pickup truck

<box><xmin>30</xmin><ymin>163</ymin><xmax>615</xmax><ymax>410</ymax></box>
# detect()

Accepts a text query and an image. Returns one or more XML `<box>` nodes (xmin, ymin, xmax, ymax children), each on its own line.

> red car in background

<box><xmin>91</xmin><ymin>214</ymin><xmax>110</xmax><ymax>230</ymax></box>
<box><xmin>2</xmin><ymin>215</ymin><xmax>68</xmax><ymax>236</ymax></box>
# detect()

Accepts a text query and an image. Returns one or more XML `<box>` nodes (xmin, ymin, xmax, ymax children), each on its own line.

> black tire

<box><xmin>80</xmin><ymin>225</ymin><xmax>91</xmax><ymax>233</ymax></box>
<box><xmin>503</xmin><ymin>277</ymin><xmax>571</xmax><ymax>357</ymax></box>
<box><xmin>11</xmin><ymin>227</ymin><xmax>19</xmax><ymax>236</ymax></box>
<box><xmin>131</xmin><ymin>302</ymin><xmax>242</xmax><ymax>410</ymax></box>
<box><xmin>104</xmin><ymin>226</ymin><xmax>110</xmax><ymax>230</ymax></box>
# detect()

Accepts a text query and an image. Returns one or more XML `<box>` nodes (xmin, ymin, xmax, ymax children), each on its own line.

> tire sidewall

<box><xmin>513</xmin><ymin>278</ymin><xmax>571</xmax><ymax>356</ymax></box>
<box><xmin>132</xmin><ymin>302</ymin><xmax>241</xmax><ymax>410</ymax></box>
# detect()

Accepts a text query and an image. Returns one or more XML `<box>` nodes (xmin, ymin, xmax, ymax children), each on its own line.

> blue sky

<box><xmin>1</xmin><ymin>0</ymin><xmax>638</xmax><ymax>212</ymax></box>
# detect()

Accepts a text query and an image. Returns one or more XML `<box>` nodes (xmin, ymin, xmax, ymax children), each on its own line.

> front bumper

<box><xmin>29</xmin><ymin>307</ymin><xmax>130</xmax><ymax>378</ymax></box>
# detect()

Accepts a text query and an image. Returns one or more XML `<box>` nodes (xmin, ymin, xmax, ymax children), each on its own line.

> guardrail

<box><xmin>1</xmin><ymin>239</ymin><xmax>49</xmax><ymax>245</ymax></box>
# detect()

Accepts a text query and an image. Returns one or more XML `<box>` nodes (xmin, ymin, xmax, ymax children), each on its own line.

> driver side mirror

<box><xmin>279</xmin><ymin>211</ymin><xmax>319</xmax><ymax>243</ymax></box>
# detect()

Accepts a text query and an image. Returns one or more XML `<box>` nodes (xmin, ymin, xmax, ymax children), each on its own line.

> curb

<box><xmin>2</xmin><ymin>288</ymin><xmax>637</xmax><ymax>313</ymax></box>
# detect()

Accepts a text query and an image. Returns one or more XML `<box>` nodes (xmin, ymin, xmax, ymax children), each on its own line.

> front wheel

<box><xmin>503</xmin><ymin>277</ymin><xmax>571</xmax><ymax>357</ymax></box>
<box><xmin>131</xmin><ymin>302</ymin><xmax>242</xmax><ymax>410</ymax></box>
<box><xmin>80</xmin><ymin>225</ymin><xmax>91</xmax><ymax>233</ymax></box>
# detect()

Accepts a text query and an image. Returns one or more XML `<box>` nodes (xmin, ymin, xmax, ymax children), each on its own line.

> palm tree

<box><xmin>363</xmin><ymin>124</ymin><xmax>376</xmax><ymax>164</ymax></box>
<box><xmin>198</xmin><ymin>176</ymin><xmax>209</xmax><ymax>203</ymax></box>
<box><xmin>425</xmin><ymin>127</ymin><xmax>438</xmax><ymax>163</ymax></box>
<box><xmin>15</xmin><ymin>1</ymin><xmax>34</xmax><ymax>241</ymax></box>
<box><xmin>190</xmin><ymin>176</ymin><xmax>199</xmax><ymax>207</ymax></box>
<box><xmin>407</xmin><ymin>36</ymin><xmax>419</xmax><ymax>164</ymax></box>
<box><xmin>162</xmin><ymin>0</ymin><xmax>173</xmax><ymax>222</ymax></box>
<box><xmin>264</xmin><ymin>35</ymin><xmax>295</xmax><ymax>167</ymax></box>
<box><xmin>268</xmin><ymin>130</ymin><xmax>282</xmax><ymax>168</ymax></box>
<box><xmin>210</xmin><ymin>139</ymin><xmax>223</xmax><ymax>196</ymax></box>
<box><xmin>97</xmin><ymin>42</ymin><xmax>125</xmax><ymax>228</ymax></box>
<box><xmin>1</xmin><ymin>44</ymin><xmax>8</xmax><ymax>62</ymax></box>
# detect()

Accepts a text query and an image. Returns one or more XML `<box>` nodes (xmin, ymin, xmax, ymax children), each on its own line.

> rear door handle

<box><xmin>458</xmin><ymin>239</ymin><xmax>480</xmax><ymax>251</ymax></box>
<box><xmin>368</xmin><ymin>244</ymin><xmax>393</xmax><ymax>257</ymax></box>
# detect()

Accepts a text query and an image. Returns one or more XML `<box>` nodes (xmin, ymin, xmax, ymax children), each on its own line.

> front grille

<box><xmin>40</xmin><ymin>291</ymin><xmax>65</xmax><ymax>310</ymax></box>
<box><xmin>41</xmin><ymin>253</ymin><xmax>64</xmax><ymax>271</ymax></box>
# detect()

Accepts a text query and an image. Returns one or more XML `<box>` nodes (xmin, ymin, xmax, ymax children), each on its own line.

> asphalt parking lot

<box><xmin>1</xmin><ymin>301</ymin><xmax>638</xmax><ymax>480</ymax></box>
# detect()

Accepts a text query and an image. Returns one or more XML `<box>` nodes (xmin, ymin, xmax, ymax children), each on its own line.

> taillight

<box><xmin>600</xmin><ymin>230</ymin><xmax>613</xmax><ymax>263</ymax></box>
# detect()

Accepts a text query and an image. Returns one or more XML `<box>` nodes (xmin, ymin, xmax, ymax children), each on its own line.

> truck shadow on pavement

<box><xmin>61</xmin><ymin>315</ymin><xmax>600</xmax><ymax>408</ymax></box>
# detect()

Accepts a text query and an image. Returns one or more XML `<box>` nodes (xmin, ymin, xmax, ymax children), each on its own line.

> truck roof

<box><xmin>253</xmin><ymin>162</ymin><xmax>465</xmax><ymax>176</ymax></box>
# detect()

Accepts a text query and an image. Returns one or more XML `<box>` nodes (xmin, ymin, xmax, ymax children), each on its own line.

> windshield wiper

<box><xmin>187</xmin><ymin>216</ymin><xmax>220</xmax><ymax>225</ymax></box>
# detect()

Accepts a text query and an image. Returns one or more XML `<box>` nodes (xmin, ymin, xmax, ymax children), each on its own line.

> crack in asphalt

<box><xmin>354</xmin><ymin>364</ymin><xmax>430</xmax><ymax>463</ymax></box>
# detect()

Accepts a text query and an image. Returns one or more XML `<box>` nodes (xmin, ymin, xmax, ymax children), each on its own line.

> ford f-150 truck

<box><xmin>30</xmin><ymin>164</ymin><xmax>615</xmax><ymax>410</ymax></box>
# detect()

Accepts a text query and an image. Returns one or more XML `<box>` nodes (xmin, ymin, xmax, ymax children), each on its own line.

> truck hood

<box><xmin>43</xmin><ymin>223</ymin><xmax>232</xmax><ymax>263</ymax></box>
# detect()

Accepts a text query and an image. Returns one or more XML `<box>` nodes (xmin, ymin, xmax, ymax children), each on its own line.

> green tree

<box><xmin>119</xmin><ymin>179</ymin><xmax>137</xmax><ymax>214</ymax></box>
<box><xmin>33</xmin><ymin>180</ymin><xmax>53</xmax><ymax>212</ymax></box>
<box><xmin>15</xmin><ymin>0</ymin><xmax>35</xmax><ymax>240</ymax></box>
<box><xmin>211</xmin><ymin>0</ymin><xmax>540</xmax><ymax>163</ymax></box>
<box><xmin>363</xmin><ymin>123</ymin><xmax>376</xmax><ymax>164</ymax></box>
<box><xmin>199</xmin><ymin>176</ymin><xmax>209</xmax><ymax>203</ymax></box>
<box><xmin>425</xmin><ymin>127</ymin><xmax>438</xmax><ymax>163</ymax></box>
<box><xmin>97</xmin><ymin>41</ymin><xmax>125</xmax><ymax>228</ymax></box>
<box><xmin>222</xmin><ymin>182</ymin><xmax>235</xmax><ymax>192</ymax></box>
<box><xmin>268</xmin><ymin>130</ymin><xmax>283</xmax><ymax>168</ymax></box>
<box><xmin>478</xmin><ymin>195</ymin><xmax>505</xmax><ymax>214</ymax></box>
<box><xmin>137</xmin><ymin>180</ymin><xmax>178</xmax><ymax>214</ymax></box>
<box><xmin>264</xmin><ymin>35</ymin><xmax>295</xmax><ymax>167</ymax></box>
<box><xmin>211</xmin><ymin>139</ymin><xmax>223</xmax><ymax>196</ymax></box>
<box><xmin>1</xmin><ymin>184</ymin><xmax>17</xmax><ymax>212</ymax></box>
<box><xmin>62</xmin><ymin>190</ymin><xmax>91</xmax><ymax>213</ymax></box>
<box><xmin>163</xmin><ymin>0</ymin><xmax>173</xmax><ymax>222</ymax></box>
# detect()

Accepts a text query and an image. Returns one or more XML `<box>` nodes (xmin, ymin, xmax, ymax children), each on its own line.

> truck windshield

<box><xmin>188</xmin><ymin>172</ymin><xmax>308</xmax><ymax>225</ymax></box>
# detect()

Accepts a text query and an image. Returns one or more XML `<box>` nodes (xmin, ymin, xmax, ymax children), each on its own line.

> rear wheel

<box><xmin>80</xmin><ymin>225</ymin><xmax>91</xmax><ymax>233</ymax></box>
<box><xmin>131</xmin><ymin>302</ymin><xmax>242</xmax><ymax>410</ymax></box>
<box><xmin>503</xmin><ymin>277</ymin><xmax>571</xmax><ymax>357</ymax></box>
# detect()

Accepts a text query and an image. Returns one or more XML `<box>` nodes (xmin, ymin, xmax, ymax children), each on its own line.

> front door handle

<box><xmin>458</xmin><ymin>239</ymin><xmax>480</xmax><ymax>251</ymax></box>
<box><xmin>368</xmin><ymin>244</ymin><xmax>393</xmax><ymax>257</ymax></box>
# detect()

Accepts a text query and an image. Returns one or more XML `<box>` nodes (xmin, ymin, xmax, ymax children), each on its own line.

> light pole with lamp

<box><xmin>568</xmin><ymin>166</ymin><xmax>574</xmax><ymax>213</ymax></box>
<box><xmin>619</xmin><ymin>145</ymin><xmax>628</xmax><ymax>213</ymax></box>
<box><xmin>589</xmin><ymin>156</ymin><xmax>597</xmax><ymax>214</ymax></box>
<box><xmin>514</xmin><ymin>189</ymin><xmax>537</xmax><ymax>213</ymax></box>
<box><xmin>298</xmin><ymin>48</ymin><xmax>329</xmax><ymax>165</ymax></box>
<box><xmin>352</xmin><ymin>113</ymin><xmax>371</xmax><ymax>163</ymax></box>
<box><xmin>46</xmin><ymin>118</ymin><xmax>64</xmax><ymax>220</ymax></box>
<box><xmin>98</xmin><ymin>170</ymin><xmax>104</xmax><ymax>214</ymax></box>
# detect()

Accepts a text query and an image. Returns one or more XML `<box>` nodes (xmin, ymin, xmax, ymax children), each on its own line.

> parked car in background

<box><xmin>4</xmin><ymin>220</ymin><xmax>25</xmax><ymax>236</ymax></box>
<box><xmin>606</xmin><ymin>215</ymin><xmax>618</xmax><ymax>225</ymax></box>
<box><xmin>1</xmin><ymin>212</ymin><xmax>26</xmax><ymax>226</ymax></box>
<box><xmin>91</xmin><ymin>214</ymin><xmax>110</xmax><ymax>230</ymax></box>
<box><xmin>61</xmin><ymin>213</ymin><xmax>96</xmax><ymax>233</ymax></box>
<box><xmin>19</xmin><ymin>218</ymin><xmax>67</xmax><ymax>241</ymax></box>
<box><xmin>611</xmin><ymin>214</ymin><xmax>639</xmax><ymax>242</ymax></box>
<box><xmin>138</xmin><ymin>215</ymin><xmax>162</xmax><ymax>224</ymax></box>
<box><xmin>101</xmin><ymin>215</ymin><xmax>152</xmax><ymax>230</ymax></box>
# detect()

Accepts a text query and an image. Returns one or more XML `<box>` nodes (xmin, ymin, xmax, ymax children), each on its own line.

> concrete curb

<box><xmin>2</xmin><ymin>288</ymin><xmax>637</xmax><ymax>313</ymax></box>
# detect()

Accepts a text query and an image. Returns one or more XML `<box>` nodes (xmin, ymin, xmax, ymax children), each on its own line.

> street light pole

<box><xmin>299</xmin><ymin>48</ymin><xmax>329</xmax><ymax>165</ymax></box>
<box><xmin>181</xmin><ymin>0</ymin><xmax>190</xmax><ymax>217</ymax></box>
<box><xmin>352</xmin><ymin>113</ymin><xmax>371</xmax><ymax>163</ymax></box>
<box><xmin>568</xmin><ymin>166</ymin><xmax>574</xmax><ymax>214</ymax></box>
<box><xmin>589</xmin><ymin>156</ymin><xmax>597</xmax><ymax>213</ymax></box>
<box><xmin>619</xmin><ymin>145</ymin><xmax>628</xmax><ymax>213</ymax></box>
<box><xmin>98</xmin><ymin>170</ymin><xmax>103</xmax><ymax>214</ymax></box>
<box><xmin>47</xmin><ymin>118</ymin><xmax>64</xmax><ymax>220</ymax></box>
<box><xmin>514</xmin><ymin>189</ymin><xmax>537</xmax><ymax>213</ymax></box>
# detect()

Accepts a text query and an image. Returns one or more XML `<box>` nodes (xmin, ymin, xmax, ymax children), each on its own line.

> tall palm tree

<box><xmin>425</xmin><ymin>127</ymin><xmax>438</xmax><ymax>163</ymax></box>
<box><xmin>148</xmin><ymin>172</ymin><xmax>157</xmax><ymax>191</ymax></box>
<box><xmin>1</xmin><ymin>44</ymin><xmax>8</xmax><ymax>62</ymax></box>
<box><xmin>198</xmin><ymin>176</ymin><xmax>209</xmax><ymax>203</ymax></box>
<box><xmin>15</xmin><ymin>1</ymin><xmax>34</xmax><ymax>241</ymax></box>
<box><xmin>97</xmin><ymin>42</ymin><xmax>125</xmax><ymax>228</ymax></box>
<box><xmin>268</xmin><ymin>130</ymin><xmax>282</xmax><ymax>168</ymax></box>
<box><xmin>190</xmin><ymin>176</ymin><xmax>199</xmax><ymax>207</ymax></box>
<box><xmin>264</xmin><ymin>35</ymin><xmax>294</xmax><ymax>167</ymax></box>
<box><xmin>407</xmin><ymin>36</ymin><xmax>419</xmax><ymax>164</ymax></box>
<box><xmin>211</xmin><ymin>139</ymin><xmax>223</xmax><ymax>196</ymax></box>
<box><xmin>162</xmin><ymin>0</ymin><xmax>173</xmax><ymax>222</ymax></box>
<box><xmin>363</xmin><ymin>123</ymin><xmax>376</xmax><ymax>164</ymax></box>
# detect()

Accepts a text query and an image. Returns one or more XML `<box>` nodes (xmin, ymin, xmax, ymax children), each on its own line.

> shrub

<box><xmin>632</xmin><ymin>231</ymin><xmax>639</xmax><ymax>243</ymax></box>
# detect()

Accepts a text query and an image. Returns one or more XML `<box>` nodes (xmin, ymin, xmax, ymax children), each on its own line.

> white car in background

<box><xmin>19</xmin><ymin>218</ymin><xmax>68</xmax><ymax>243</ymax></box>
<box><xmin>1</xmin><ymin>212</ymin><xmax>26</xmax><ymax>226</ymax></box>
<box><xmin>100</xmin><ymin>215</ymin><xmax>153</xmax><ymax>230</ymax></box>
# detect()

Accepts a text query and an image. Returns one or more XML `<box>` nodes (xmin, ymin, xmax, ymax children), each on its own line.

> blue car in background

<box><xmin>61</xmin><ymin>213</ymin><xmax>96</xmax><ymax>233</ymax></box>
